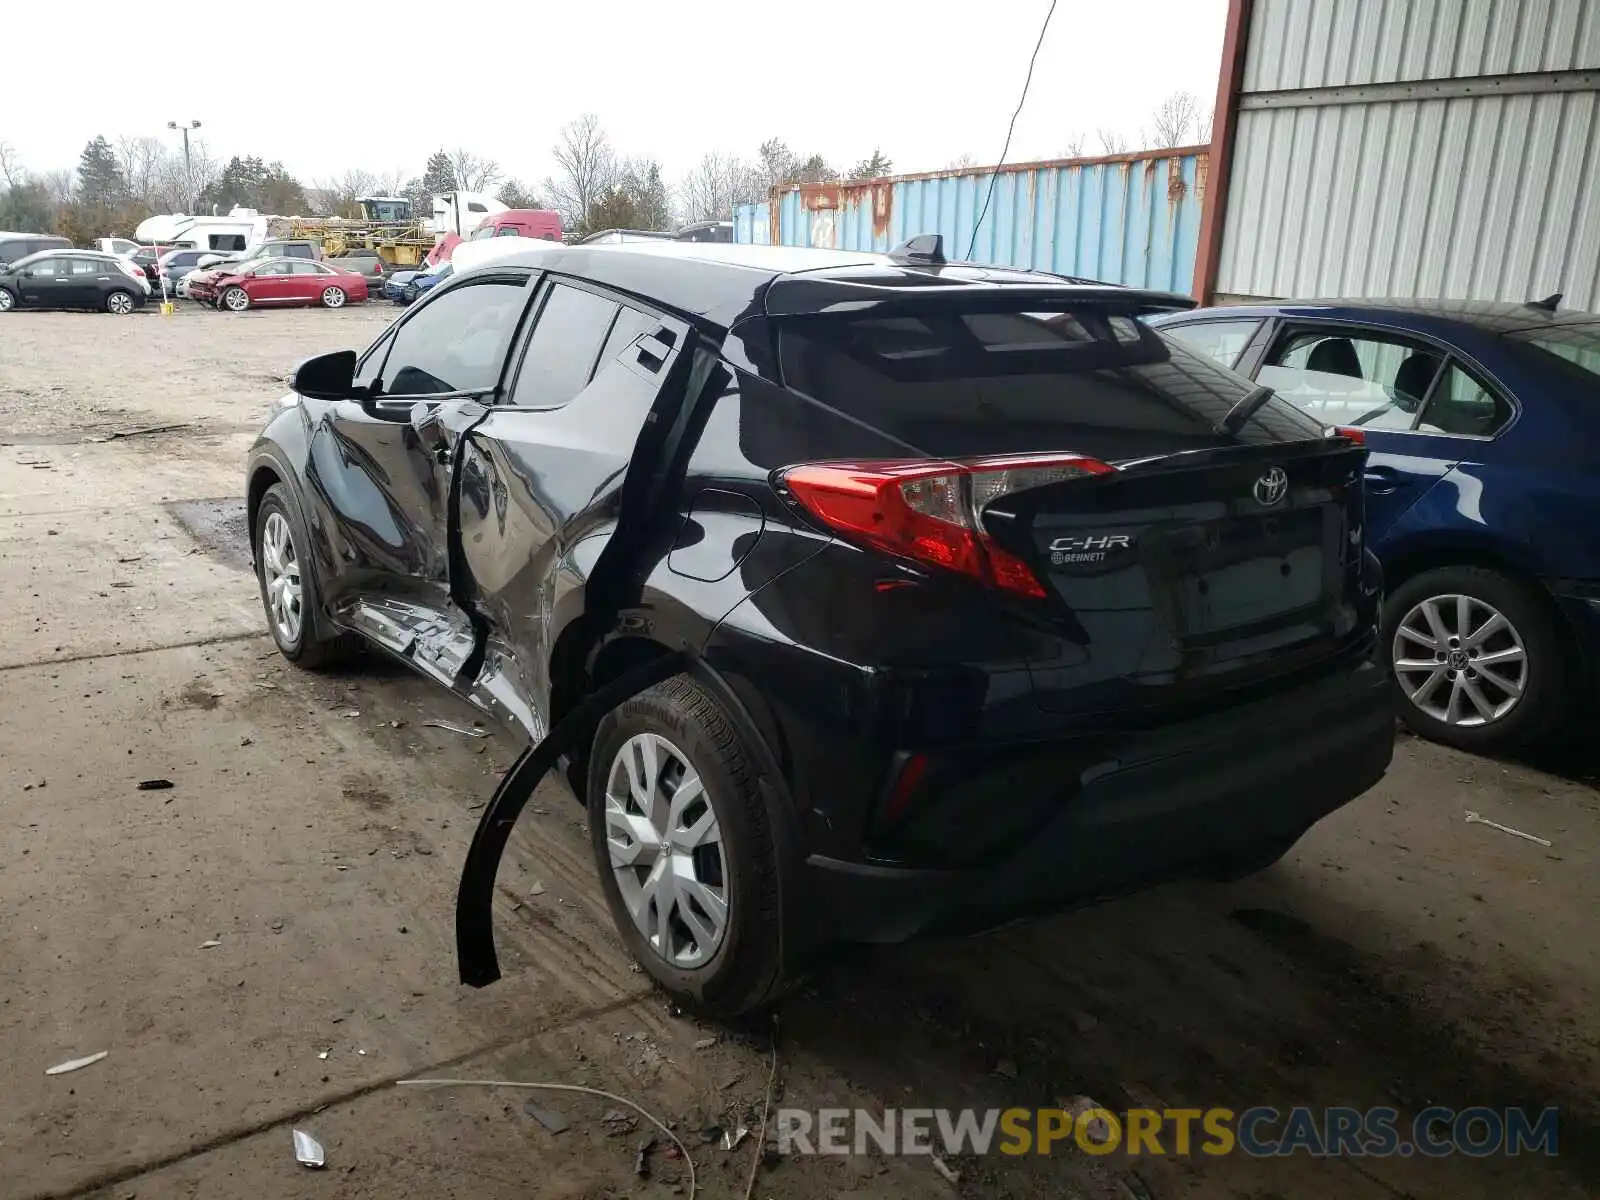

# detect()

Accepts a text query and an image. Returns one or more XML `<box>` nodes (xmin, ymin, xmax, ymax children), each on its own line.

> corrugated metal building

<box><xmin>1197</xmin><ymin>0</ymin><xmax>1600</xmax><ymax>310</ymax></box>
<box><xmin>734</xmin><ymin>149</ymin><xmax>1208</xmax><ymax>293</ymax></box>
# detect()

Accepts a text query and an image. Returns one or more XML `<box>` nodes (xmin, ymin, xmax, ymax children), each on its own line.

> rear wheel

<box><xmin>222</xmin><ymin>286</ymin><xmax>249</xmax><ymax>312</ymax></box>
<box><xmin>321</xmin><ymin>286</ymin><xmax>346</xmax><ymax>309</ymax></box>
<box><xmin>0</xmin><ymin>287</ymin><xmax>16</xmax><ymax>312</ymax></box>
<box><xmin>253</xmin><ymin>484</ymin><xmax>352</xmax><ymax>669</ymax></box>
<box><xmin>587</xmin><ymin>675</ymin><xmax>785</xmax><ymax>1017</ymax></box>
<box><xmin>105</xmin><ymin>289</ymin><xmax>134</xmax><ymax>315</ymax></box>
<box><xmin>1384</xmin><ymin>566</ymin><xmax>1566</xmax><ymax>752</ymax></box>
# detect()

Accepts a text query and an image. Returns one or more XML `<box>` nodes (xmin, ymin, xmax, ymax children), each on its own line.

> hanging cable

<box><xmin>966</xmin><ymin>0</ymin><xmax>1059</xmax><ymax>261</ymax></box>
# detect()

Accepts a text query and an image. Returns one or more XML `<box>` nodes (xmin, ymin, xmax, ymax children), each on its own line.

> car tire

<box><xmin>0</xmin><ymin>287</ymin><xmax>15</xmax><ymax>312</ymax></box>
<box><xmin>253</xmin><ymin>484</ymin><xmax>353</xmax><ymax>669</ymax></box>
<box><xmin>1383</xmin><ymin>566</ymin><xmax>1567</xmax><ymax>752</ymax></box>
<box><xmin>321</xmin><ymin>286</ymin><xmax>346</xmax><ymax>309</ymax></box>
<box><xmin>105</xmin><ymin>289</ymin><xmax>135</xmax><ymax>315</ymax></box>
<box><xmin>222</xmin><ymin>286</ymin><xmax>249</xmax><ymax>312</ymax></box>
<box><xmin>587</xmin><ymin>674</ymin><xmax>785</xmax><ymax>1018</ymax></box>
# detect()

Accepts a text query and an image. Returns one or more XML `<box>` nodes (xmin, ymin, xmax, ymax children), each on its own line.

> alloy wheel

<box><xmin>224</xmin><ymin>288</ymin><xmax>248</xmax><ymax>312</ymax></box>
<box><xmin>107</xmin><ymin>291</ymin><xmax>133</xmax><ymax>315</ymax></box>
<box><xmin>322</xmin><ymin>287</ymin><xmax>345</xmax><ymax>309</ymax></box>
<box><xmin>260</xmin><ymin>511</ymin><xmax>304</xmax><ymax>647</ymax></box>
<box><xmin>1392</xmin><ymin>593</ymin><xmax>1527</xmax><ymax>727</ymax></box>
<box><xmin>0</xmin><ymin>289</ymin><xmax>14</xmax><ymax>311</ymax></box>
<box><xmin>603</xmin><ymin>732</ymin><xmax>728</xmax><ymax>969</ymax></box>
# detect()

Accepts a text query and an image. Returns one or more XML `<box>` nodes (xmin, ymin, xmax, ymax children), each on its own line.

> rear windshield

<box><xmin>776</xmin><ymin>304</ymin><xmax>1325</xmax><ymax>459</ymax></box>
<box><xmin>1503</xmin><ymin>322</ymin><xmax>1600</xmax><ymax>385</ymax></box>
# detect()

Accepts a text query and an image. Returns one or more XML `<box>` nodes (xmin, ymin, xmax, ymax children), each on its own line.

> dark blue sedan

<box><xmin>389</xmin><ymin>261</ymin><xmax>452</xmax><ymax>305</ymax></box>
<box><xmin>1150</xmin><ymin>299</ymin><xmax>1600</xmax><ymax>753</ymax></box>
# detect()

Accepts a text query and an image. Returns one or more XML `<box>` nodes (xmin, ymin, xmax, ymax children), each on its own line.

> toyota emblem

<box><xmin>1253</xmin><ymin>467</ymin><xmax>1289</xmax><ymax>507</ymax></box>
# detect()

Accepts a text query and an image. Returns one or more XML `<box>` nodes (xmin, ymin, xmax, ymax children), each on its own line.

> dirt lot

<box><xmin>1</xmin><ymin>304</ymin><xmax>1597</xmax><ymax>1199</ymax></box>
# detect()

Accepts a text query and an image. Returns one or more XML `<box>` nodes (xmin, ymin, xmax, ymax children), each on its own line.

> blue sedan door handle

<box><xmin>1364</xmin><ymin>465</ymin><xmax>1403</xmax><ymax>495</ymax></box>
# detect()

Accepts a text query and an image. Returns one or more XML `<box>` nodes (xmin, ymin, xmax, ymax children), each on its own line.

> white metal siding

<box><xmin>1244</xmin><ymin>0</ymin><xmax>1600</xmax><ymax>90</ymax></box>
<box><xmin>1219</xmin><ymin>0</ymin><xmax>1600</xmax><ymax>309</ymax></box>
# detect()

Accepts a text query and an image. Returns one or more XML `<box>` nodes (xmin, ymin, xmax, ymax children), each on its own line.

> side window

<box><xmin>69</xmin><ymin>258</ymin><xmax>101</xmax><ymax>275</ymax></box>
<box><xmin>289</xmin><ymin>245</ymin><xmax>313</xmax><ymax>258</ymax></box>
<box><xmin>597</xmin><ymin>305</ymin><xmax>658</xmax><ymax>366</ymax></box>
<box><xmin>1159</xmin><ymin>319</ymin><xmax>1260</xmax><ymax>370</ymax></box>
<box><xmin>468</xmin><ymin>202</ymin><xmax>487</xmax><ymax>213</ymax></box>
<box><xmin>495</xmin><ymin>226</ymin><xmax>521</xmax><ymax>237</ymax></box>
<box><xmin>471</xmin><ymin>225</ymin><xmax>494</xmax><ymax>240</ymax></box>
<box><xmin>1417</xmin><ymin>364</ymin><xmax>1511</xmax><ymax>437</ymax></box>
<box><xmin>508</xmin><ymin>282</ymin><xmax>620</xmax><ymax>408</ymax></box>
<box><xmin>255</xmin><ymin>262</ymin><xmax>290</xmax><ymax>276</ymax></box>
<box><xmin>1259</xmin><ymin>327</ymin><xmax>1441</xmax><ymax>431</ymax></box>
<box><xmin>353</xmin><ymin>329</ymin><xmax>396</xmax><ymax>390</ymax></box>
<box><xmin>381</xmin><ymin>279</ymin><xmax>528</xmax><ymax>396</ymax></box>
<box><xmin>290</xmin><ymin>261</ymin><xmax>324</xmax><ymax>275</ymax></box>
<box><xmin>29</xmin><ymin>257</ymin><xmax>61</xmax><ymax>276</ymax></box>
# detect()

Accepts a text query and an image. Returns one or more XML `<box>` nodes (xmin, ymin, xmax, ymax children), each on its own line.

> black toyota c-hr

<box><xmin>246</xmin><ymin>239</ymin><xmax>1393</xmax><ymax>1016</ymax></box>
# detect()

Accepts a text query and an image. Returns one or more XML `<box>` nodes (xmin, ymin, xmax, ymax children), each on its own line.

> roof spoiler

<box><xmin>1526</xmin><ymin>292</ymin><xmax>1562</xmax><ymax>312</ymax></box>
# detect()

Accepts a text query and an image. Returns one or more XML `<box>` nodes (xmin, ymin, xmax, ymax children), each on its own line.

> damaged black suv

<box><xmin>247</xmin><ymin>240</ymin><xmax>1393</xmax><ymax>1016</ymax></box>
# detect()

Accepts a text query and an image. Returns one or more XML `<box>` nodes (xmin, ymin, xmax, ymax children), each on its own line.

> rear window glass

<box><xmin>777</xmin><ymin>306</ymin><xmax>1324</xmax><ymax>459</ymax></box>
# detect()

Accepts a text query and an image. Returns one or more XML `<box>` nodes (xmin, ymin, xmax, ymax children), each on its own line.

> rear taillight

<box><xmin>781</xmin><ymin>454</ymin><xmax>1114</xmax><ymax>598</ymax></box>
<box><xmin>1329</xmin><ymin>425</ymin><xmax>1366</xmax><ymax>444</ymax></box>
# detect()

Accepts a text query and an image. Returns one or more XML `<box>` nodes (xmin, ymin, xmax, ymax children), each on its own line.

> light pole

<box><xmin>167</xmin><ymin>120</ymin><xmax>202</xmax><ymax>212</ymax></box>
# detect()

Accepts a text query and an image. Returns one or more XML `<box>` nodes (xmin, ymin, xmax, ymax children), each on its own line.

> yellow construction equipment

<box><xmin>281</xmin><ymin>197</ymin><xmax>434</xmax><ymax>267</ymax></box>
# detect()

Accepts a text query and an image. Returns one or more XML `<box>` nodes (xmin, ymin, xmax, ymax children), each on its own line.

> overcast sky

<box><xmin>4</xmin><ymin>0</ymin><xmax>1225</xmax><ymax>192</ymax></box>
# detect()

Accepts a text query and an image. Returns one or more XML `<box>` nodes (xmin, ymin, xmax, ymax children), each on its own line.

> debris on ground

<box><xmin>1117</xmin><ymin>1171</ymin><xmax>1156</xmax><ymax>1200</ymax></box>
<box><xmin>694</xmin><ymin>1037</ymin><xmax>718</xmax><ymax>1050</ymax></box>
<box><xmin>90</xmin><ymin>423</ymin><xmax>195</xmax><ymax>442</ymax></box>
<box><xmin>635</xmin><ymin>1134</ymin><xmax>656</xmax><ymax>1177</ymax></box>
<box><xmin>529</xmin><ymin>882</ymin><xmax>546</xmax><ymax>897</ymax></box>
<box><xmin>292</xmin><ymin>1129</ymin><xmax>325</xmax><ymax>1168</ymax></box>
<box><xmin>720</xmin><ymin>1124</ymin><xmax>749</xmax><ymax>1151</ymax></box>
<box><xmin>422</xmin><ymin>720</ymin><xmax>487</xmax><ymax>738</ymax></box>
<box><xmin>1063</xmin><ymin>1096</ymin><xmax>1114</xmax><ymax>1145</ymax></box>
<box><xmin>1464</xmin><ymin>809</ymin><xmax>1552</xmax><ymax>847</ymax></box>
<box><xmin>932</xmin><ymin>1155</ymin><xmax>961</xmax><ymax>1185</ymax></box>
<box><xmin>137</xmin><ymin>779</ymin><xmax>174</xmax><ymax>791</ymax></box>
<box><xmin>994</xmin><ymin>1058</ymin><xmax>1018</xmax><ymax>1079</ymax></box>
<box><xmin>45</xmin><ymin>1050</ymin><xmax>108</xmax><ymax>1076</ymax></box>
<box><xmin>199</xmin><ymin>938</ymin><xmax>221</xmax><ymax>949</ymax></box>
<box><xmin>602</xmin><ymin>1108</ymin><xmax>639</xmax><ymax>1136</ymax></box>
<box><xmin>524</xmin><ymin>1102</ymin><xmax>570</xmax><ymax>1133</ymax></box>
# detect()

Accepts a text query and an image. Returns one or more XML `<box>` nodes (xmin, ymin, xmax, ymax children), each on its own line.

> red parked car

<box><xmin>191</xmin><ymin>257</ymin><xmax>369</xmax><ymax>311</ymax></box>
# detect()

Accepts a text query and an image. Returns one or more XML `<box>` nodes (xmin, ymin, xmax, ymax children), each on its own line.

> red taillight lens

<box><xmin>782</xmin><ymin>454</ymin><xmax>1114</xmax><ymax>598</ymax></box>
<box><xmin>1330</xmin><ymin>425</ymin><xmax>1366</xmax><ymax>444</ymax></box>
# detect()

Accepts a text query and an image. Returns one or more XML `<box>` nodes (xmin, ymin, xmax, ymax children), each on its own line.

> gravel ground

<box><xmin>1</xmin><ymin>304</ymin><xmax>1596</xmax><ymax>1199</ymax></box>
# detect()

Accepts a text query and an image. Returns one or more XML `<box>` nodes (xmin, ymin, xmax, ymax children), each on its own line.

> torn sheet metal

<box><xmin>293</xmin><ymin>1128</ymin><xmax>326</xmax><ymax>1168</ymax></box>
<box><xmin>46</xmin><ymin>1051</ymin><xmax>107</xmax><ymax>1076</ymax></box>
<box><xmin>455</xmin><ymin>653</ymin><xmax>688</xmax><ymax>987</ymax></box>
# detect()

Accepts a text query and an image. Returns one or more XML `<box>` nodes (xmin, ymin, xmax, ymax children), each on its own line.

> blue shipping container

<box><xmin>734</xmin><ymin>148</ymin><xmax>1206</xmax><ymax>294</ymax></box>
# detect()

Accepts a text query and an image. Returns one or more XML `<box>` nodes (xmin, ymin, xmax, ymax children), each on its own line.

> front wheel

<box><xmin>1384</xmin><ymin>566</ymin><xmax>1567</xmax><ymax>752</ymax></box>
<box><xmin>105</xmin><ymin>289</ymin><xmax>135</xmax><ymax>315</ymax></box>
<box><xmin>222</xmin><ymin>286</ymin><xmax>249</xmax><ymax>312</ymax></box>
<box><xmin>253</xmin><ymin>484</ymin><xmax>352</xmax><ymax>669</ymax></box>
<box><xmin>320</xmin><ymin>286</ymin><xmax>346</xmax><ymax>309</ymax></box>
<box><xmin>587</xmin><ymin>675</ymin><xmax>785</xmax><ymax>1017</ymax></box>
<box><xmin>0</xmin><ymin>287</ymin><xmax>16</xmax><ymax>312</ymax></box>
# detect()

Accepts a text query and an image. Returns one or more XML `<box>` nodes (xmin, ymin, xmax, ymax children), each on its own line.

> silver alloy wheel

<box><xmin>224</xmin><ymin>287</ymin><xmax>248</xmax><ymax>312</ymax></box>
<box><xmin>322</xmin><ymin>286</ymin><xmax>345</xmax><ymax>309</ymax></box>
<box><xmin>107</xmin><ymin>290</ymin><xmax>133</xmax><ymax>315</ymax></box>
<box><xmin>0</xmin><ymin>289</ymin><xmax>13</xmax><ymax>311</ymax></box>
<box><xmin>1392</xmin><ymin>592</ymin><xmax>1527</xmax><ymax>727</ymax></box>
<box><xmin>604</xmin><ymin>732</ymin><xmax>728</xmax><ymax>969</ymax></box>
<box><xmin>260</xmin><ymin>511</ymin><xmax>304</xmax><ymax>647</ymax></box>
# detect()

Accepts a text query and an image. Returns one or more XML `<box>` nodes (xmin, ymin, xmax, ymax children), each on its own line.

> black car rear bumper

<box><xmin>800</xmin><ymin>655</ymin><xmax>1393</xmax><ymax>943</ymax></box>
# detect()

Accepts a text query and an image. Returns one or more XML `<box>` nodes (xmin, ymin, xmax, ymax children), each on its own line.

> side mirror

<box><xmin>291</xmin><ymin>350</ymin><xmax>359</xmax><ymax>402</ymax></box>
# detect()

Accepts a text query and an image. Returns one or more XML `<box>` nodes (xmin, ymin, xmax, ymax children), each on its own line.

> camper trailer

<box><xmin>133</xmin><ymin>208</ymin><xmax>271</xmax><ymax>254</ymax></box>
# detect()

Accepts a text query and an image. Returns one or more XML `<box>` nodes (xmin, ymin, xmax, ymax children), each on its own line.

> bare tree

<box><xmin>155</xmin><ymin>138</ymin><xmax>219</xmax><ymax>212</ymax></box>
<box><xmin>948</xmin><ymin>153</ymin><xmax>978</xmax><ymax>171</ymax></box>
<box><xmin>677</xmin><ymin>152</ymin><xmax>763</xmax><ymax>224</ymax></box>
<box><xmin>1060</xmin><ymin>134</ymin><xmax>1088</xmax><ymax>158</ymax></box>
<box><xmin>116</xmin><ymin>135</ymin><xmax>167</xmax><ymax>208</ymax></box>
<box><xmin>1197</xmin><ymin>105</ymin><xmax>1216</xmax><ymax>144</ymax></box>
<box><xmin>40</xmin><ymin>169</ymin><xmax>76</xmax><ymax>206</ymax></box>
<box><xmin>369</xmin><ymin>169</ymin><xmax>408</xmax><ymax>197</ymax></box>
<box><xmin>449</xmin><ymin>149</ymin><xmax>502</xmax><ymax>192</ymax></box>
<box><xmin>1096</xmin><ymin>128</ymin><xmax>1130</xmax><ymax>155</ymax></box>
<box><xmin>545</xmin><ymin>114</ymin><xmax>617</xmax><ymax>228</ymax></box>
<box><xmin>1149</xmin><ymin>90</ymin><xmax>1202</xmax><ymax>148</ymax></box>
<box><xmin>0</xmin><ymin>141</ymin><xmax>24</xmax><ymax>189</ymax></box>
